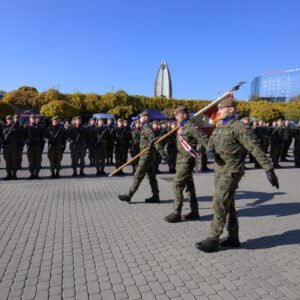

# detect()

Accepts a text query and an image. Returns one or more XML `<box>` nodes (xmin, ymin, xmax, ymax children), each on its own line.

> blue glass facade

<box><xmin>251</xmin><ymin>69</ymin><xmax>300</xmax><ymax>102</ymax></box>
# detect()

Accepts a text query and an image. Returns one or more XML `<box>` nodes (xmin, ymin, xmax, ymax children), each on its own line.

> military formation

<box><xmin>1</xmin><ymin>100</ymin><xmax>300</xmax><ymax>252</ymax></box>
<box><xmin>0</xmin><ymin>114</ymin><xmax>179</xmax><ymax>180</ymax></box>
<box><xmin>0</xmin><ymin>112</ymin><xmax>299</xmax><ymax>181</ymax></box>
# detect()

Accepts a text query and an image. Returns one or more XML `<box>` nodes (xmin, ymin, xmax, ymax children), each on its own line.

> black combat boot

<box><xmin>72</xmin><ymin>167</ymin><xmax>77</xmax><ymax>177</ymax></box>
<box><xmin>12</xmin><ymin>171</ymin><xmax>17</xmax><ymax>180</ymax></box>
<box><xmin>183</xmin><ymin>211</ymin><xmax>200</xmax><ymax>220</ymax></box>
<box><xmin>164</xmin><ymin>213</ymin><xmax>182</xmax><ymax>223</ymax></box>
<box><xmin>145</xmin><ymin>195</ymin><xmax>160</xmax><ymax>203</ymax></box>
<box><xmin>219</xmin><ymin>236</ymin><xmax>240</xmax><ymax>248</ymax></box>
<box><xmin>4</xmin><ymin>172</ymin><xmax>12</xmax><ymax>181</ymax></box>
<box><xmin>29</xmin><ymin>173</ymin><xmax>35</xmax><ymax>180</ymax></box>
<box><xmin>118</xmin><ymin>194</ymin><xmax>131</xmax><ymax>203</ymax></box>
<box><xmin>79</xmin><ymin>170</ymin><xmax>86</xmax><ymax>176</ymax></box>
<box><xmin>195</xmin><ymin>237</ymin><xmax>219</xmax><ymax>252</ymax></box>
<box><xmin>100</xmin><ymin>168</ymin><xmax>106</xmax><ymax>175</ymax></box>
<box><xmin>55</xmin><ymin>170</ymin><xmax>60</xmax><ymax>178</ymax></box>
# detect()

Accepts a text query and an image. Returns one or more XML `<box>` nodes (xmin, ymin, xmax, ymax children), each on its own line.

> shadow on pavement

<box><xmin>243</xmin><ymin>229</ymin><xmax>300</xmax><ymax>249</ymax></box>
<box><xmin>199</xmin><ymin>191</ymin><xmax>285</xmax><ymax>205</ymax></box>
<box><xmin>238</xmin><ymin>202</ymin><xmax>300</xmax><ymax>217</ymax></box>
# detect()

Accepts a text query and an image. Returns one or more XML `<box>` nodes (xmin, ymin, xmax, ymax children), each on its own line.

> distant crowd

<box><xmin>0</xmin><ymin>113</ymin><xmax>299</xmax><ymax>180</ymax></box>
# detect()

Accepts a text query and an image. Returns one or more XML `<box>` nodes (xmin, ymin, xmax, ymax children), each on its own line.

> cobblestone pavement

<box><xmin>0</xmin><ymin>151</ymin><xmax>299</xmax><ymax>299</ymax></box>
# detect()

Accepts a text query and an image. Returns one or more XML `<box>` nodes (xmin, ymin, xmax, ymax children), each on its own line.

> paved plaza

<box><xmin>0</xmin><ymin>150</ymin><xmax>299</xmax><ymax>300</ymax></box>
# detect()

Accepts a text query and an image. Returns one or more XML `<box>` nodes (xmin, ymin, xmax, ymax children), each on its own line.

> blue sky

<box><xmin>0</xmin><ymin>0</ymin><xmax>299</xmax><ymax>100</ymax></box>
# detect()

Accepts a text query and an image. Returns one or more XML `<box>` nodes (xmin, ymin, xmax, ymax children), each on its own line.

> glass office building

<box><xmin>251</xmin><ymin>69</ymin><xmax>300</xmax><ymax>102</ymax></box>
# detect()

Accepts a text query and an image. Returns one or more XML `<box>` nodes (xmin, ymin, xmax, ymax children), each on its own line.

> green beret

<box><xmin>218</xmin><ymin>96</ymin><xmax>236</xmax><ymax>108</ymax></box>
<box><xmin>174</xmin><ymin>106</ymin><xmax>188</xmax><ymax>115</ymax></box>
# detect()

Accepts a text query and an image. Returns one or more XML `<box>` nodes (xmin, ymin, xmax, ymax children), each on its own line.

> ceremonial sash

<box><xmin>177</xmin><ymin>127</ymin><xmax>198</xmax><ymax>158</ymax></box>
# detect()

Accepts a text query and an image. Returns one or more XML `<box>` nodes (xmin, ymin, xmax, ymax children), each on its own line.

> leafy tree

<box><xmin>68</xmin><ymin>92</ymin><xmax>86</xmax><ymax>111</ymax></box>
<box><xmin>84</xmin><ymin>93</ymin><xmax>101</xmax><ymax>113</ymax></box>
<box><xmin>40</xmin><ymin>101</ymin><xmax>79</xmax><ymax>119</ymax></box>
<box><xmin>237</xmin><ymin>102</ymin><xmax>251</xmax><ymax>117</ymax></box>
<box><xmin>108</xmin><ymin>105</ymin><xmax>134</xmax><ymax>119</ymax></box>
<box><xmin>284</xmin><ymin>102</ymin><xmax>300</xmax><ymax>120</ymax></box>
<box><xmin>0</xmin><ymin>102</ymin><xmax>14</xmax><ymax>118</ymax></box>
<box><xmin>37</xmin><ymin>88</ymin><xmax>66</xmax><ymax>108</ymax></box>
<box><xmin>2</xmin><ymin>86</ymin><xmax>39</xmax><ymax>110</ymax></box>
<box><xmin>250</xmin><ymin>105</ymin><xmax>283</xmax><ymax>122</ymax></box>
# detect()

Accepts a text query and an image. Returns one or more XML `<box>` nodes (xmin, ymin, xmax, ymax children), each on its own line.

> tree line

<box><xmin>0</xmin><ymin>86</ymin><xmax>300</xmax><ymax>121</ymax></box>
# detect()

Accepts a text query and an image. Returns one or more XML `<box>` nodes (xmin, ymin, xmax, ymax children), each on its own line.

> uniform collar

<box><xmin>222</xmin><ymin>116</ymin><xmax>235</xmax><ymax>125</ymax></box>
<box><xmin>180</xmin><ymin>118</ymin><xmax>189</xmax><ymax>127</ymax></box>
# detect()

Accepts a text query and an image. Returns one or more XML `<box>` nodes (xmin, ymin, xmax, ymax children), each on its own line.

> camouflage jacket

<box><xmin>176</xmin><ymin>119</ymin><xmax>208</xmax><ymax>164</ymax></box>
<box><xmin>139</xmin><ymin>122</ymin><xmax>156</xmax><ymax>160</ymax></box>
<box><xmin>1</xmin><ymin>124</ymin><xmax>23</xmax><ymax>147</ymax></box>
<box><xmin>92</xmin><ymin>126</ymin><xmax>108</xmax><ymax>147</ymax></box>
<box><xmin>44</xmin><ymin>125</ymin><xmax>66</xmax><ymax>147</ymax></box>
<box><xmin>207</xmin><ymin>118</ymin><xmax>272</xmax><ymax>174</ymax></box>
<box><xmin>24</xmin><ymin>124</ymin><xmax>44</xmax><ymax>146</ymax></box>
<box><xmin>67</xmin><ymin>125</ymin><xmax>88</xmax><ymax>148</ymax></box>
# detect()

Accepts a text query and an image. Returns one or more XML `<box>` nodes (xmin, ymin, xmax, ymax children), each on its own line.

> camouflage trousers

<box><xmin>27</xmin><ymin>144</ymin><xmax>42</xmax><ymax>175</ymax></box>
<box><xmin>270</xmin><ymin>144</ymin><xmax>283</xmax><ymax>164</ymax></box>
<box><xmin>128</xmin><ymin>155</ymin><xmax>159</xmax><ymax>198</ymax></box>
<box><xmin>95</xmin><ymin>147</ymin><xmax>107</xmax><ymax>172</ymax></box>
<box><xmin>3</xmin><ymin>145</ymin><xmax>18</xmax><ymax>173</ymax></box>
<box><xmin>210</xmin><ymin>171</ymin><xmax>243</xmax><ymax>240</ymax></box>
<box><xmin>71</xmin><ymin>145</ymin><xmax>86</xmax><ymax>171</ymax></box>
<box><xmin>172</xmin><ymin>161</ymin><xmax>197</xmax><ymax>215</ymax></box>
<box><xmin>115</xmin><ymin>146</ymin><xmax>126</xmax><ymax>168</ymax></box>
<box><xmin>48</xmin><ymin>146</ymin><xmax>63</xmax><ymax>173</ymax></box>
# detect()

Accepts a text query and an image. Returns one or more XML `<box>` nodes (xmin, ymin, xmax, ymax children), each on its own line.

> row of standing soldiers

<box><xmin>242</xmin><ymin>118</ymin><xmax>300</xmax><ymax>168</ymax></box>
<box><xmin>0</xmin><ymin>115</ymin><xmax>179</xmax><ymax>179</ymax></box>
<box><xmin>1</xmin><ymin>114</ymin><xmax>300</xmax><ymax>180</ymax></box>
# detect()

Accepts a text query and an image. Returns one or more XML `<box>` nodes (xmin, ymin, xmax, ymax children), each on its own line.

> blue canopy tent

<box><xmin>131</xmin><ymin>109</ymin><xmax>169</xmax><ymax>121</ymax></box>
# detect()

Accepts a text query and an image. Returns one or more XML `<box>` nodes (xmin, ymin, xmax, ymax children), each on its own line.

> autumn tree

<box><xmin>40</xmin><ymin>101</ymin><xmax>79</xmax><ymax>119</ymax></box>
<box><xmin>2</xmin><ymin>86</ymin><xmax>39</xmax><ymax>111</ymax></box>
<box><xmin>37</xmin><ymin>88</ymin><xmax>66</xmax><ymax>108</ymax></box>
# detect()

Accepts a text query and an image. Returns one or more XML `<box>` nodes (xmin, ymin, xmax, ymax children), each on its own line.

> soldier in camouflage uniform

<box><xmin>93</xmin><ymin>118</ymin><xmax>108</xmax><ymax>175</ymax></box>
<box><xmin>114</xmin><ymin>119</ymin><xmax>127</xmax><ymax>175</ymax></box>
<box><xmin>280</xmin><ymin>120</ymin><xmax>293</xmax><ymax>162</ymax></box>
<box><xmin>164</xmin><ymin>106</ymin><xmax>208</xmax><ymax>223</ymax></box>
<box><xmin>123</xmin><ymin>119</ymin><xmax>132</xmax><ymax>164</ymax></box>
<box><xmin>293</xmin><ymin>120</ymin><xmax>300</xmax><ymax>167</ymax></box>
<box><xmin>67</xmin><ymin>116</ymin><xmax>88</xmax><ymax>177</ymax></box>
<box><xmin>130</xmin><ymin>120</ymin><xmax>141</xmax><ymax>173</ymax></box>
<box><xmin>44</xmin><ymin>116</ymin><xmax>66</xmax><ymax>178</ymax></box>
<box><xmin>106</xmin><ymin>118</ymin><xmax>115</xmax><ymax>165</ymax></box>
<box><xmin>2</xmin><ymin>115</ymin><xmax>22</xmax><ymax>180</ymax></box>
<box><xmin>270</xmin><ymin>119</ymin><xmax>284</xmax><ymax>168</ymax></box>
<box><xmin>13</xmin><ymin>115</ymin><xmax>24</xmax><ymax>170</ymax></box>
<box><xmin>118</xmin><ymin>111</ymin><xmax>161</xmax><ymax>203</ymax></box>
<box><xmin>87</xmin><ymin>118</ymin><xmax>96</xmax><ymax>166</ymax></box>
<box><xmin>195</xmin><ymin>96</ymin><xmax>279</xmax><ymax>253</ymax></box>
<box><xmin>24</xmin><ymin>115</ymin><xmax>44</xmax><ymax>179</ymax></box>
<box><xmin>166</xmin><ymin>121</ymin><xmax>177</xmax><ymax>173</ymax></box>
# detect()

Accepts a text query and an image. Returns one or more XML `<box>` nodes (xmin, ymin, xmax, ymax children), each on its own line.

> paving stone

<box><xmin>0</xmin><ymin>157</ymin><xmax>299</xmax><ymax>300</ymax></box>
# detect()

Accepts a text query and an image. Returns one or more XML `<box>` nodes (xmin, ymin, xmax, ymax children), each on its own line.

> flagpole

<box><xmin>108</xmin><ymin>82</ymin><xmax>245</xmax><ymax>177</ymax></box>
